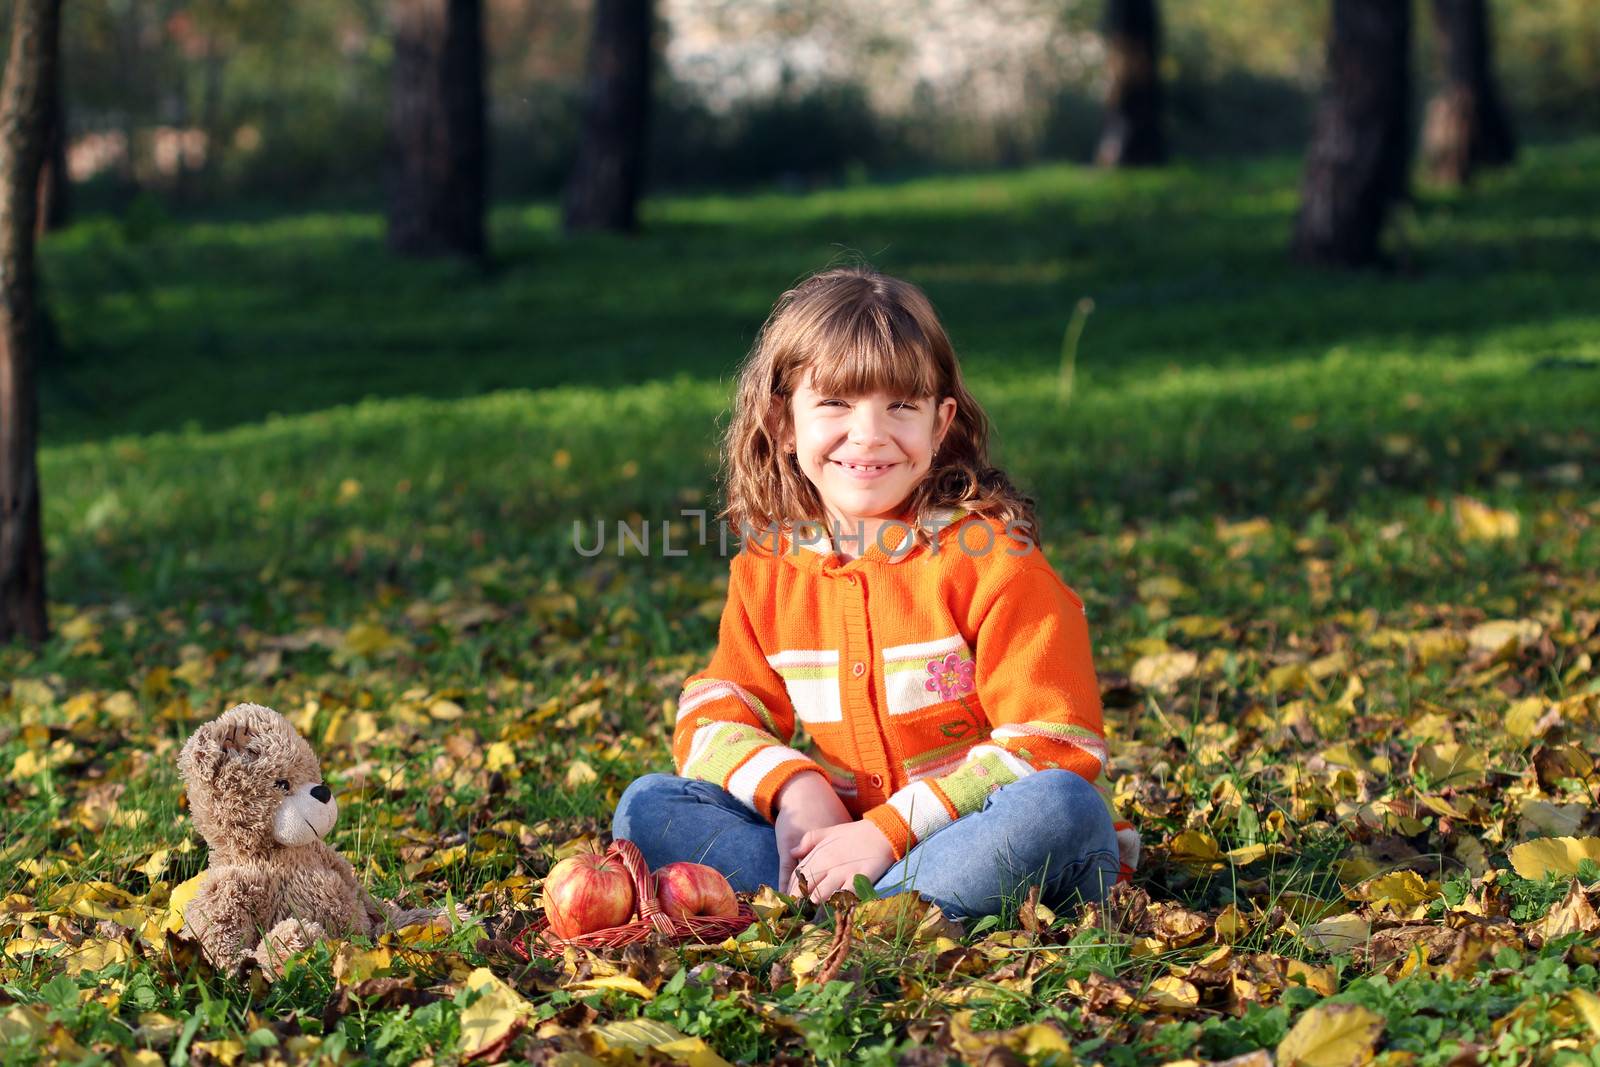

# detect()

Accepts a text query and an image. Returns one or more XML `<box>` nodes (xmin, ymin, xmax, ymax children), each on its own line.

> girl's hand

<box><xmin>773</xmin><ymin>773</ymin><xmax>852</xmax><ymax>894</ymax></box>
<box><xmin>788</xmin><ymin>820</ymin><xmax>896</xmax><ymax>903</ymax></box>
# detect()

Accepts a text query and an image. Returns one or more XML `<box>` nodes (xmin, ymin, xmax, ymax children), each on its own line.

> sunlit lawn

<box><xmin>2</xmin><ymin>139</ymin><xmax>1598</xmax><ymax>1064</ymax></box>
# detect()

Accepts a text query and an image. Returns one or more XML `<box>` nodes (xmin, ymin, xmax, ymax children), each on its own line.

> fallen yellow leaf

<box><xmin>1300</xmin><ymin>913</ymin><xmax>1370</xmax><ymax>954</ymax></box>
<box><xmin>1467</xmin><ymin>619</ymin><xmax>1543</xmax><ymax>659</ymax></box>
<box><xmin>1169</xmin><ymin>830</ymin><xmax>1222</xmax><ymax>868</ymax></box>
<box><xmin>331</xmin><ymin>944</ymin><xmax>393</xmax><ymax>985</ymax></box>
<box><xmin>337</xmin><ymin>622</ymin><xmax>410</xmax><ymax>661</ymax></box>
<box><xmin>1452</xmin><ymin>496</ymin><xmax>1519</xmax><ymax>542</ymax></box>
<box><xmin>62</xmin><ymin>937</ymin><xmax>132</xmax><ymax>976</ymax></box>
<box><xmin>589</xmin><ymin>1018</ymin><xmax>732</xmax><ymax>1067</ymax></box>
<box><xmin>1508</xmin><ymin>837</ymin><xmax>1600</xmax><ymax>880</ymax></box>
<box><xmin>429</xmin><ymin>698</ymin><xmax>466</xmax><ymax>721</ymax></box>
<box><xmin>404</xmin><ymin>844</ymin><xmax>467</xmax><ymax>879</ymax></box>
<box><xmin>1409</xmin><ymin>742</ymin><xmax>1485</xmax><ymax>789</ymax></box>
<box><xmin>484</xmin><ymin>741</ymin><xmax>516</xmax><ymax>773</ymax></box>
<box><xmin>1351</xmin><ymin>871</ymin><xmax>1440</xmax><ymax>914</ymax></box>
<box><xmin>1277</xmin><ymin>1002</ymin><xmax>1385</xmax><ymax>1067</ymax></box>
<box><xmin>1130</xmin><ymin>650</ymin><xmax>1198</xmax><ymax>692</ymax></box>
<box><xmin>568</xmin><ymin>974</ymin><xmax>656</xmax><ymax>1000</ymax></box>
<box><xmin>458</xmin><ymin>967</ymin><xmax>535</xmax><ymax>1061</ymax></box>
<box><xmin>165</xmin><ymin>873</ymin><xmax>205</xmax><ymax>932</ymax></box>
<box><xmin>190</xmin><ymin>1040</ymin><xmax>246</xmax><ymax>1066</ymax></box>
<box><xmin>1145</xmin><ymin>975</ymin><xmax>1200</xmax><ymax>1012</ymax></box>
<box><xmin>1570</xmin><ymin>988</ymin><xmax>1600</xmax><ymax>1039</ymax></box>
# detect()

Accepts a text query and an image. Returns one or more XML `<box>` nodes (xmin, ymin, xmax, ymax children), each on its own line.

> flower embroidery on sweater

<box><xmin>924</xmin><ymin>652</ymin><xmax>976</xmax><ymax>701</ymax></box>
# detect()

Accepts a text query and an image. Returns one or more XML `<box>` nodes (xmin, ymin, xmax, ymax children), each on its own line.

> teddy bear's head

<box><xmin>177</xmin><ymin>703</ymin><xmax>338</xmax><ymax>858</ymax></box>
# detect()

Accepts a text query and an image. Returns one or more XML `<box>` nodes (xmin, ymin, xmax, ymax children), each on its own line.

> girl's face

<box><xmin>781</xmin><ymin>369</ymin><xmax>957</xmax><ymax>529</ymax></box>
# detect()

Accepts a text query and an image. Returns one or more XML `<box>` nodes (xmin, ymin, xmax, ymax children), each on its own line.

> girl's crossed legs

<box><xmin>611</xmin><ymin>769</ymin><xmax>1120</xmax><ymax>923</ymax></box>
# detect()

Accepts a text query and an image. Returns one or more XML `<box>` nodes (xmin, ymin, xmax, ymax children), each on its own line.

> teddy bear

<box><xmin>176</xmin><ymin>702</ymin><xmax>445</xmax><ymax>976</ymax></box>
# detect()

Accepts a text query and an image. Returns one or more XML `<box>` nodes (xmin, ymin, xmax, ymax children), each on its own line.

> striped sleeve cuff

<box><xmin>865</xmin><ymin>744</ymin><xmax>1036</xmax><ymax>860</ymax></box>
<box><xmin>679</xmin><ymin>721</ymin><xmax>824</xmax><ymax>822</ymax></box>
<box><xmin>864</xmin><ymin>805</ymin><xmax>913</xmax><ymax>861</ymax></box>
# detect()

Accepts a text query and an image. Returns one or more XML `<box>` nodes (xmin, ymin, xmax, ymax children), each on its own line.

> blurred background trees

<box><xmin>386</xmin><ymin>0</ymin><xmax>486</xmax><ymax>257</ymax></box>
<box><xmin>52</xmin><ymin>0</ymin><xmax>1597</xmax><ymax>213</ymax></box>
<box><xmin>1421</xmin><ymin>0</ymin><xmax>1516</xmax><ymax>185</ymax></box>
<box><xmin>1095</xmin><ymin>0</ymin><xmax>1165</xmax><ymax>167</ymax></box>
<box><xmin>6</xmin><ymin>0</ymin><xmax>1597</xmax><ymax>644</ymax></box>
<box><xmin>1292</xmin><ymin>0</ymin><xmax>1413</xmax><ymax>267</ymax></box>
<box><xmin>1</xmin><ymin>0</ymin><xmax>59</xmax><ymax>643</ymax></box>
<box><xmin>562</xmin><ymin>0</ymin><xmax>653</xmax><ymax>233</ymax></box>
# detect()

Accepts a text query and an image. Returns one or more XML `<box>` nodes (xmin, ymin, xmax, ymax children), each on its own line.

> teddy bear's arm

<box><xmin>186</xmin><ymin>867</ymin><xmax>276</xmax><ymax>973</ymax></box>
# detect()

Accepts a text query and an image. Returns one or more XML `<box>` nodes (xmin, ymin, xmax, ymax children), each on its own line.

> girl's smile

<box><xmin>831</xmin><ymin>459</ymin><xmax>898</xmax><ymax>479</ymax></box>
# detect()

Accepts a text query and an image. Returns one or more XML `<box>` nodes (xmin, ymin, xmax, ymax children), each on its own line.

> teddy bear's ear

<box><xmin>217</xmin><ymin>717</ymin><xmax>256</xmax><ymax>759</ymax></box>
<box><xmin>177</xmin><ymin>721</ymin><xmax>220</xmax><ymax>785</ymax></box>
<box><xmin>178</xmin><ymin>715</ymin><xmax>260</xmax><ymax>784</ymax></box>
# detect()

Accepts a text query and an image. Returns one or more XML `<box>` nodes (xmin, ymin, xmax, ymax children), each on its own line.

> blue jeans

<box><xmin>611</xmin><ymin>769</ymin><xmax>1121</xmax><ymax>924</ymax></box>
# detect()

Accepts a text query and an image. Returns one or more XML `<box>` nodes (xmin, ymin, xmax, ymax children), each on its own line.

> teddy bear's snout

<box><xmin>272</xmin><ymin>781</ymin><xmax>340</xmax><ymax>847</ymax></box>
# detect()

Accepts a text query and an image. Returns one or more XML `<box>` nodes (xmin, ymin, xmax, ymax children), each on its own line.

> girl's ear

<box><xmin>934</xmin><ymin>396</ymin><xmax>958</xmax><ymax>445</ymax></box>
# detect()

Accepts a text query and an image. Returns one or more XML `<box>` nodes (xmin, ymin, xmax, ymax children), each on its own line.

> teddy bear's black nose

<box><xmin>310</xmin><ymin>784</ymin><xmax>332</xmax><ymax>804</ymax></box>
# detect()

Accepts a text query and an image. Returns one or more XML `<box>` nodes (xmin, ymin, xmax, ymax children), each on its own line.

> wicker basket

<box><xmin>510</xmin><ymin>839</ymin><xmax>757</xmax><ymax>959</ymax></box>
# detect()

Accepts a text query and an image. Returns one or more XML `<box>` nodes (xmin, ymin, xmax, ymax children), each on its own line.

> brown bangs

<box><xmin>782</xmin><ymin>296</ymin><xmax>943</xmax><ymax>401</ymax></box>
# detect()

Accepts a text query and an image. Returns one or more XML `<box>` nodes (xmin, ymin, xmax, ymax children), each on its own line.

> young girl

<box><xmin>612</xmin><ymin>267</ymin><xmax>1138</xmax><ymax>924</ymax></box>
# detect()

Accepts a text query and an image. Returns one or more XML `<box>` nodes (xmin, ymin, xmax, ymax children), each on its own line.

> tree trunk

<box><xmin>35</xmin><ymin>41</ymin><xmax>66</xmax><ymax>233</ymax></box>
<box><xmin>562</xmin><ymin>0</ymin><xmax>653</xmax><ymax>233</ymax></box>
<box><xmin>386</xmin><ymin>0</ymin><xmax>487</xmax><ymax>258</ymax></box>
<box><xmin>1095</xmin><ymin>0</ymin><xmax>1166</xmax><ymax>168</ymax></box>
<box><xmin>1292</xmin><ymin>0</ymin><xmax>1413</xmax><ymax>268</ymax></box>
<box><xmin>0</xmin><ymin>0</ymin><xmax>59</xmax><ymax>645</ymax></box>
<box><xmin>1422</xmin><ymin>0</ymin><xmax>1515</xmax><ymax>186</ymax></box>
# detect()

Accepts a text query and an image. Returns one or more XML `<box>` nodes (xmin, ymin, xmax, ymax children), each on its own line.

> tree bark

<box><xmin>386</xmin><ymin>0</ymin><xmax>487</xmax><ymax>258</ymax></box>
<box><xmin>0</xmin><ymin>0</ymin><xmax>59</xmax><ymax>645</ymax></box>
<box><xmin>562</xmin><ymin>0</ymin><xmax>654</xmax><ymax>233</ymax></box>
<box><xmin>1292</xmin><ymin>0</ymin><xmax>1413</xmax><ymax>268</ymax></box>
<box><xmin>1422</xmin><ymin>0</ymin><xmax>1515</xmax><ymax>186</ymax></box>
<box><xmin>35</xmin><ymin>41</ymin><xmax>66</xmax><ymax>233</ymax></box>
<box><xmin>1095</xmin><ymin>0</ymin><xmax>1166</xmax><ymax>168</ymax></box>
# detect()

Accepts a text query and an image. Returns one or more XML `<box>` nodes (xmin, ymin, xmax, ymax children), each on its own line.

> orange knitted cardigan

<box><xmin>671</xmin><ymin>508</ymin><xmax>1139</xmax><ymax>879</ymax></box>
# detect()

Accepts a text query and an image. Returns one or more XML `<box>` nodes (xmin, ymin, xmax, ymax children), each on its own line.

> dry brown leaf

<box><xmin>1530</xmin><ymin>879</ymin><xmax>1600</xmax><ymax>945</ymax></box>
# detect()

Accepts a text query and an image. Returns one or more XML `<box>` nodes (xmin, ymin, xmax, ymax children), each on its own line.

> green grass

<box><xmin>3</xmin><ymin>140</ymin><xmax>1599</xmax><ymax>1064</ymax></box>
<box><xmin>42</xmin><ymin>141</ymin><xmax>1600</xmax><ymax>443</ymax></box>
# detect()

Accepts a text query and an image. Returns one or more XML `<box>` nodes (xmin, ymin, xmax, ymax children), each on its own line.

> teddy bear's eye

<box><xmin>275</xmin><ymin>779</ymin><xmax>290</xmax><ymax>793</ymax></box>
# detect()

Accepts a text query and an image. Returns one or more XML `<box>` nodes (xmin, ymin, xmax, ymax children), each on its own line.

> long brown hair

<box><xmin>716</xmin><ymin>266</ymin><xmax>1038</xmax><ymax>551</ymax></box>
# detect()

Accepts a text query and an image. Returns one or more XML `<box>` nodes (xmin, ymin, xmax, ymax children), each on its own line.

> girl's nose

<box><xmin>848</xmin><ymin>403</ymin><xmax>889</xmax><ymax>443</ymax></box>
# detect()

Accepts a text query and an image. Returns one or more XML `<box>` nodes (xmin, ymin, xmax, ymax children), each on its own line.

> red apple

<box><xmin>653</xmin><ymin>862</ymin><xmax>738</xmax><ymax>920</ymax></box>
<box><xmin>541</xmin><ymin>853</ymin><xmax>635</xmax><ymax>938</ymax></box>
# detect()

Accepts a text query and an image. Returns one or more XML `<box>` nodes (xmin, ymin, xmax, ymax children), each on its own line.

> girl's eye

<box><xmin>275</xmin><ymin>779</ymin><xmax>290</xmax><ymax>793</ymax></box>
<box><xmin>819</xmin><ymin>399</ymin><xmax>918</xmax><ymax>410</ymax></box>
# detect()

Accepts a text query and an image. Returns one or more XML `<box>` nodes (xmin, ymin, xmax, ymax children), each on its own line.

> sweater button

<box><xmin>851</xmin><ymin>661</ymin><xmax>865</xmax><ymax>677</ymax></box>
<box><xmin>869</xmin><ymin>773</ymin><xmax>883</xmax><ymax>788</ymax></box>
